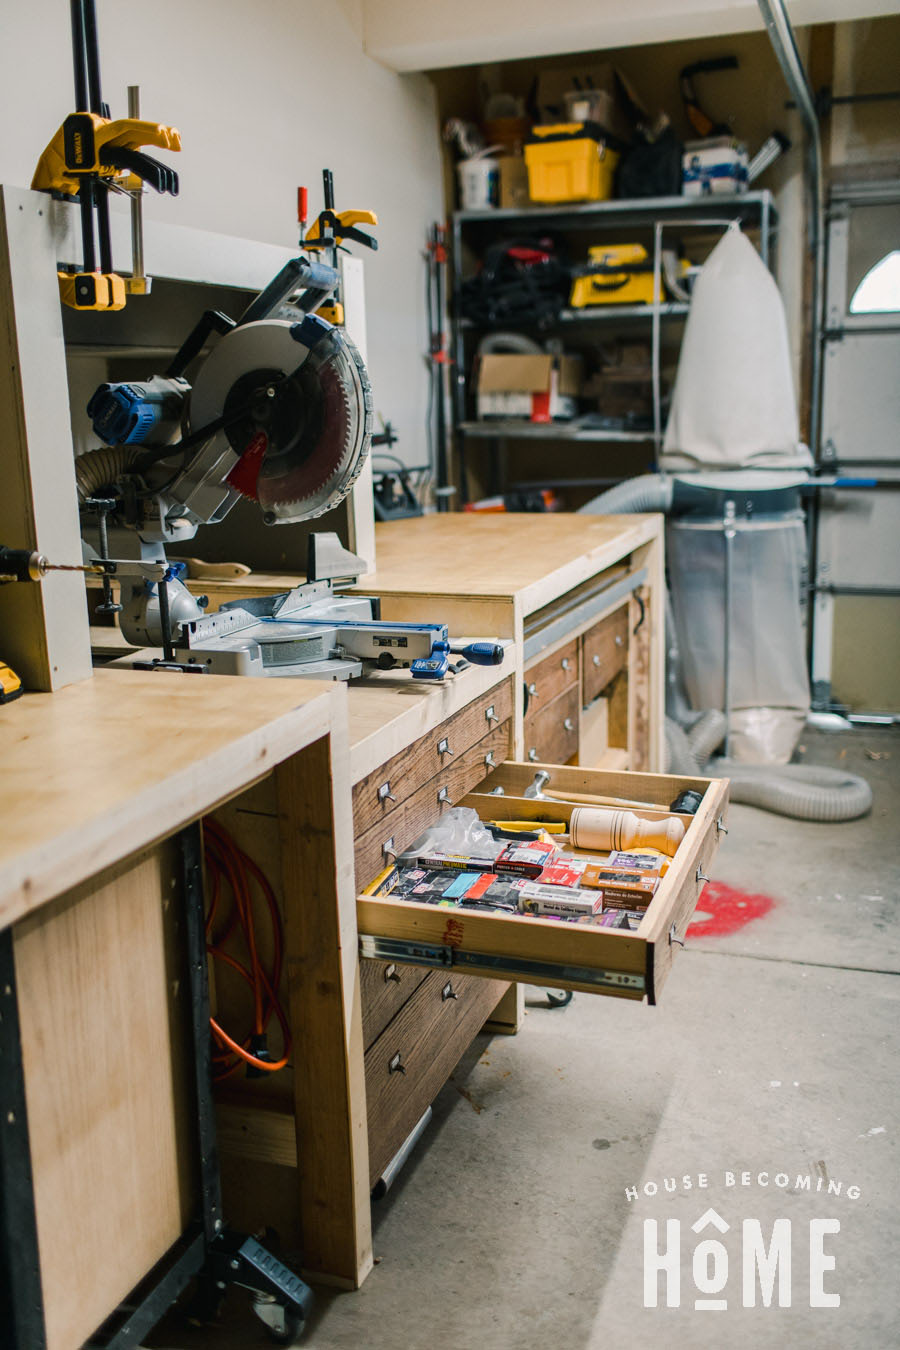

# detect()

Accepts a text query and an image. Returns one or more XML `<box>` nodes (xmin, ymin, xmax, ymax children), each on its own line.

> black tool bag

<box><xmin>459</xmin><ymin>237</ymin><xmax>571</xmax><ymax>329</ymax></box>
<box><xmin>617</xmin><ymin>126</ymin><xmax>683</xmax><ymax>199</ymax></box>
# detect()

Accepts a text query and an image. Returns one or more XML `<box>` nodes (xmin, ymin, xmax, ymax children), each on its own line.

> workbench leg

<box><xmin>484</xmin><ymin>983</ymin><xmax>523</xmax><ymax>1035</ymax></box>
<box><xmin>0</xmin><ymin>929</ymin><xmax>47</xmax><ymax>1350</ymax></box>
<box><xmin>274</xmin><ymin>728</ymin><xmax>373</xmax><ymax>1288</ymax></box>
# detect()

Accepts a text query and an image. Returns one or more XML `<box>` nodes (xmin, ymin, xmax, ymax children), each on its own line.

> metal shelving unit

<box><xmin>450</xmin><ymin>190</ymin><xmax>778</xmax><ymax>503</ymax></box>
<box><xmin>458</xmin><ymin>420</ymin><xmax>655</xmax><ymax>443</ymax></box>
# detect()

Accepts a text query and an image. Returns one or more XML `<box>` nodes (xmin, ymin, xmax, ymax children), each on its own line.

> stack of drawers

<box><xmin>352</xmin><ymin>678</ymin><xmax>515</xmax><ymax>1181</ymax></box>
<box><xmin>523</xmin><ymin>602</ymin><xmax>631</xmax><ymax>766</ymax></box>
<box><xmin>352</xmin><ymin>680</ymin><xmax>514</xmax><ymax>886</ymax></box>
<box><xmin>523</xmin><ymin>639</ymin><xmax>580</xmax><ymax>765</ymax></box>
<box><xmin>360</xmin><ymin>961</ymin><xmax>506</xmax><ymax>1182</ymax></box>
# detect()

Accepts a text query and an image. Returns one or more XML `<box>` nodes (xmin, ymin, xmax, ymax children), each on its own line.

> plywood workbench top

<box><xmin>0</xmin><ymin>669</ymin><xmax>343</xmax><ymax>929</ymax></box>
<box><xmin>359</xmin><ymin>513</ymin><xmax>661</xmax><ymax>610</ymax></box>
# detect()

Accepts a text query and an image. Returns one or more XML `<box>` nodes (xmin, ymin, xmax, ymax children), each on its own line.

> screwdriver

<box><xmin>0</xmin><ymin>546</ymin><xmax>111</xmax><ymax>583</ymax></box>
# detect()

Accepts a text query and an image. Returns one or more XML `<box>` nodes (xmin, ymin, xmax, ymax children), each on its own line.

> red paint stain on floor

<box><xmin>687</xmin><ymin>881</ymin><xmax>776</xmax><ymax>938</ymax></box>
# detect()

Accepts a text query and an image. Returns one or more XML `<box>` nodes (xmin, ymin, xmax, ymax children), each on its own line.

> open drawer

<box><xmin>357</xmin><ymin>760</ymin><xmax>729</xmax><ymax>1006</ymax></box>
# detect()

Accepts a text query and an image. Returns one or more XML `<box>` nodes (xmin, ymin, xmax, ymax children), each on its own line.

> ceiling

<box><xmin>361</xmin><ymin>0</ymin><xmax>898</xmax><ymax>71</ymax></box>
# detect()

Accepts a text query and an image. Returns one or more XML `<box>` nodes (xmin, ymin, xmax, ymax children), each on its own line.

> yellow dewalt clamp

<box><xmin>31</xmin><ymin>0</ymin><xmax>180</xmax><ymax>311</ymax></box>
<box><xmin>300</xmin><ymin>169</ymin><xmax>377</xmax><ymax>325</ymax></box>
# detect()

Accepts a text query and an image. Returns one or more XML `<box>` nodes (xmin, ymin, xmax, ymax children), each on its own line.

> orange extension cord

<box><xmin>202</xmin><ymin>817</ymin><xmax>292</xmax><ymax>1083</ymax></box>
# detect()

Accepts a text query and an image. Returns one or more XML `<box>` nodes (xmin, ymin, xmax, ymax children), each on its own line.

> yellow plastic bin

<box><xmin>525</xmin><ymin>123</ymin><xmax>619</xmax><ymax>203</ymax></box>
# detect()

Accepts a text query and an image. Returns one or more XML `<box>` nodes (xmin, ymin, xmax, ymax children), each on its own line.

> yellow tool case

<box><xmin>569</xmin><ymin>243</ymin><xmax>661</xmax><ymax>307</ymax></box>
<box><xmin>524</xmin><ymin>122</ymin><xmax>619</xmax><ymax>203</ymax></box>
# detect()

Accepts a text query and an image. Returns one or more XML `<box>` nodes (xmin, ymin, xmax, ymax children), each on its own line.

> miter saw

<box><xmin>77</xmin><ymin>252</ymin><xmax>503</xmax><ymax>681</ymax></box>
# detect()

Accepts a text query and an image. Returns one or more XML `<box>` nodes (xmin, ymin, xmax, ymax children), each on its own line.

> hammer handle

<box><xmin>542</xmin><ymin>787</ymin><xmax>659</xmax><ymax>810</ymax></box>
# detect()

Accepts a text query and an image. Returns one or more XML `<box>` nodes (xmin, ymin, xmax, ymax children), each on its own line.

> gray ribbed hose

<box><xmin>578</xmin><ymin>474</ymin><xmax>674</xmax><ymax>516</ymax></box>
<box><xmin>666</xmin><ymin>712</ymin><xmax>872</xmax><ymax>822</ymax></box>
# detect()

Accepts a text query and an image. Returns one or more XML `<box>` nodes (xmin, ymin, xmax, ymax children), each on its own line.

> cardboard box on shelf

<box><xmin>498</xmin><ymin>154</ymin><xmax>531</xmax><ymax>209</ymax></box>
<box><xmin>476</xmin><ymin>353</ymin><xmax>583</xmax><ymax>422</ymax></box>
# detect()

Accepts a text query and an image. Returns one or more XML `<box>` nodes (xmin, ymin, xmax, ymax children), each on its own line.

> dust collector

<box><xmin>580</xmin><ymin>225</ymin><xmax>870</xmax><ymax>819</ymax></box>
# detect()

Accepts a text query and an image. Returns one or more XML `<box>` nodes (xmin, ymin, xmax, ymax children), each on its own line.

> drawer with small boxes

<box><xmin>357</xmin><ymin>759</ymin><xmax>728</xmax><ymax>1007</ymax></box>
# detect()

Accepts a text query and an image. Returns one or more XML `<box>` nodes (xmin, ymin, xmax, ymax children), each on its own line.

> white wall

<box><xmin>363</xmin><ymin>0</ymin><xmax>899</xmax><ymax>71</ymax></box>
<box><xmin>0</xmin><ymin>0</ymin><xmax>443</xmax><ymax>467</ymax></box>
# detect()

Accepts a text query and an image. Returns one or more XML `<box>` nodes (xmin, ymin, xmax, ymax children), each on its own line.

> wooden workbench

<box><xmin>170</xmin><ymin>513</ymin><xmax>666</xmax><ymax>774</ymax></box>
<box><xmin>0</xmin><ymin>671</ymin><xmax>370</xmax><ymax>1348</ymax></box>
<box><xmin>359</xmin><ymin>514</ymin><xmax>665</xmax><ymax>773</ymax></box>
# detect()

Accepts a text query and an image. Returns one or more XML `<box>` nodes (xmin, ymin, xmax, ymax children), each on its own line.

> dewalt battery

<box><xmin>524</xmin><ymin>122</ymin><xmax>619</xmax><ymax>204</ymax></box>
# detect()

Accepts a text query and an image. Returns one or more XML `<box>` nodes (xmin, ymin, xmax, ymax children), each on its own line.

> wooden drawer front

<box><xmin>582</xmin><ymin>607</ymin><xmax>629</xmax><ymax>705</ymax></box>
<box><xmin>360</xmin><ymin>959</ymin><xmax>430</xmax><ymax>1051</ymax></box>
<box><xmin>365</xmin><ymin>971</ymin><xmax>505</xmax><ymax>1181</ymax></box>
<box><xmin>523</xmin><ymin>639</ymin><xmax>578</xmax><ymax>717</ymax></box>
<box><xmin>354</xmin><ymin>719</ymin><xmax>513</xmax><ymax>887</ymax></box>
<box><xmin>523</xmin><ymin>685</ymin><xmax>580</xmax><ymax>766</ymax></box>
<box><xmin>358</xmin><ymin>760</ymin><xmax>729</xmax><ymax>1007</ymax></box>
<box><xmin>353</xmin><ymin>680</ymin><xmax>513</xmax><ymax>835</ymax></box>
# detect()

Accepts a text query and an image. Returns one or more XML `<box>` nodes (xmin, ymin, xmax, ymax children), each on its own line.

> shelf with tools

<box><xmin>458</xmin><ymin>420</ymin><xmax>656</xmax><ymax>443</ymax></box>
<box><xmin>450</xmin><ymin>190</ymin><xmax>778</xmax><ymax>507</ymax></box>
<box><xmin>459</xmin><ymin>303</ymin><xmax>691</xmax><ymax>327</ymax></box>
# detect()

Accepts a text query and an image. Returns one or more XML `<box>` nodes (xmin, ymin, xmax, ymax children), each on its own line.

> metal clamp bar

<box><xmin>358</xmin><ymin>934</ymin><xmax>645</xmax><ymax>994</ymax></box>
<box><xmin>179</xmin><ymin>824</ymin><xmax>223</xmax><ymax>1242</ymax></box>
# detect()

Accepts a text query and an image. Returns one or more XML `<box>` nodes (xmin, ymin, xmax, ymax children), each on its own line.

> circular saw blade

<box><xmin>189</xmin><ymin>318</ymin><xmax>372</xmax><ymax>524</ymax></box>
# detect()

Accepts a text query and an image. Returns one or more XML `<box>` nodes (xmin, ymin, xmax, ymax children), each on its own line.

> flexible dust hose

<box><xmin>665</xmin><ymin>715</ymin><xmax>872</xmax><ymax>821</ymax></box>
<box><xmin>477</xmin><ymin>332</ymin><xmax>545</xmax><ymax>356</ymax></box>
<box><xmin>577</xmin><ymin>473</ymin><xmax>674</xmax><ymax>515</ymax></box>
<box><xmin>688</xmin><ymin>709</ymin><xmax>728</xmax><ymax>765</ymax></box>
<box><xmin>708</xmin><ymin>761</ymin><xmax>873</xmax><ymax>822</ymax></box>
<box><xmin>74</xmin><ymin>445</ymin><xmax>142</xmax><ymax>501</ymax></box>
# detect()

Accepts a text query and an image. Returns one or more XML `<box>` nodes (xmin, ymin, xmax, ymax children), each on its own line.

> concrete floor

<box><xmin>148</xmin><ymin>725</ymin><xmax>900</xmax><ymax>1350</ymax></box>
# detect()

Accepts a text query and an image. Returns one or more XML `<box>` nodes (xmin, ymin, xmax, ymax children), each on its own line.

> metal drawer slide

<box><xmin>359</xmin><ymin>934</ymin><xmax>646</xmax><ymax>995</ymax></box>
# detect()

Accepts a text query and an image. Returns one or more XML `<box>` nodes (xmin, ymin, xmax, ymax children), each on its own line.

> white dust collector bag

<box><xmin>661</xmin><ymin>225</ymin><xmax>811</xmax><ymax>471</ymax></box>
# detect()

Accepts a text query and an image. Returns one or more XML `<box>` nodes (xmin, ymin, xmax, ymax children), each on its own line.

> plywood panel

<box><xmin>0</xmin><ymin>185</ymin><xmax>91</xmax><ymax>691</ymax></box>
<box><xmin>0</xmin><ymin>669</ymin><xmax>337</xmax><ymax>929</ymax></box>
<box><xmin>14</xmin><ymin>844</ymin><xmax>194</xmax><ymax>1350</ymax></box>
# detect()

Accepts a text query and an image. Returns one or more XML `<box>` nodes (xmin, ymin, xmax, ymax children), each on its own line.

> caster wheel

<box><xmin>546</xmin><ymin>988</ymin><xmax>573</xmax><ymax>1009</ymax></box>
<box><xmin>265</xmin><ymin>1306</ymin><xmax>303</xmax><ymax>1344</ymax></box>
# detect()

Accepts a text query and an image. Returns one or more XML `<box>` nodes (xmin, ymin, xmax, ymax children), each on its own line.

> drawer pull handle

<box><xmin>437</xmin><ymin>785</ymin><xmax>453</xmax><ymax>806</ymax></box>
<box><xmin>378</xmin><ymin>781</ymin><xmax>396</xmax><ymax>804</ymax></box>
<box><xmin>669</xmin><ymin>924</ymin><xmax>685</xmax><ymax>948</ymax></box>
<box><xmin>485</xmin><ymin>705</ymin><xmax>499</xmax><ymax>726</ymax></box>
<box><xmin>527</xmin><ymin>747</ymin><xmax>539</xmax><ymax>762</ymax></box>
<box><xmin>696</xmin><ymin>866</ymin><xmax>711</xmax><ymax>885</ymax></box>
<box><xmin>716</xmin><ymin>815</ymin><xmax>729</xmax><ymax>836</ymax></box>
<box><xmin>527</xmin><ymin>682</ymin><xmax>538</xmax><ymax>696</ymax></box>
<box><xmin>614</xmin><ymin>634</ymin><xmax>624</xmax><ymax>648</ymax></box>
<box><xmin>561</xmin><ymin>657</ymin><xmax>570</xmax><ymax>670</ymax></box>
<box><xmin>563</xmin><ymin>718</ymin><xmax>575</xmax><ymax>732</ymax></box>
<box><xmin>484</xmin><ymin>750</ymin><xmax>497</xmax><ymax>769</ymax></box>
<box><xmin>389</xmin><ymin>1052</ymin><xmax>406</xmax><ymax>1075</ymax></box>
<box><xmin>438</xmin><ymin>737</ymin><xmax>453</xmax><ymax>758</ymax></box>
<box><xmin>384</xmin><ymin>964</ymin><xmax>402</xmax><ymax>984</ymax></box>
<box><xmin>442</xmin><ymin>981</ymin><xmax>459</xmax><ymax>1002</ymax></box>
<box><xmin>382</xmin><ymin>837</ymin><xmax>397</xmax><ymax>861</ymax></box>
<box><xmin>592</xmin><ymin>654</ymin><xmax>601</xmax><ymax>667</ymax></box>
